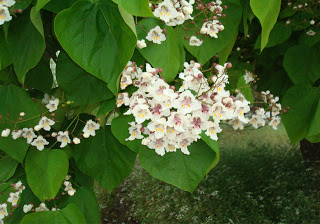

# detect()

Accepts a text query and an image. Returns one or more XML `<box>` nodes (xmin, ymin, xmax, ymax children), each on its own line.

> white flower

<box><xmin>19</xmin><ymin>112</ymin><xmax>26</xmax><ymax>117</ymax></box>
<box><xmin>116</xmin><ymin>92</ymin><xmax>130</xmax><ymax>107</ymax></box>
<box><xmin>63</xmin><ymin>180</ymin><xmax>76</xmax><ymax>196</ymax></box>
<box><xmin>146</xmin><ymin>26</ymin><xmax>166</xmax><ymax>44</ymax></box>
<box><xmin>153</xmin><ymin>0</ymin><xmax>178</xmax><ymax>23</ymax></box>
<box><xmin>12</xmin><ymin>129</ymin><xmax>23</xmax><ymax>140</ymax></box>
<box><xmin>130</xmin><ymin>104</ymin><xmax>152</xmax><ymax>124</ymax></box>
<box><xmin>205</xmin><ymin>122</ymin><xmax>222</xmax><ymax>140</ymax></box>
<box><xmin>73</xmin><ymin>137</ymin><xmax>80</xmax><ymax>144</ymax></box>
<box><xmin>38</xmin><ymin>116</ymin><xmax>55</xmax><ymax>131</ymax></box>
<box><xmin>7</xmin><ymin>192</ymin><xmax>20</xmax><ymax>206</ymax></box>
<box><xmin>46</xmin><ymin>98</ymin><xmax>59</xmax><ymax>112</ymax></box>
<box><xmin>120</xmin><ymin>74</ymin><xmax>132</xmax><ymax>90</ymax></box>
<box><xmin>31</xmin><ymin>135</ymin><xmax>49</xmax><ymax>151</ymax></box>
<box><xmin>13</xmin><ymin>181</ymin><xmax>25</xmax><ymax>193</ymax></box>
<box><xmin>83</xmin><ymin>132</ymin><xmax>90</xmax><ymax>138</ymax></box>
<box><xmin>189</xmin><ymin>36</ymin><xmax>203</xmax><ymax>46</ymax></box>
<box><xmin>0</xmin><ymin>203</ymin><xmax>8</xmax><ymax>219</ymax></box>
<box><xmin>286</xmin><ymin>20</ymin><xmax>291</xmax><ymax>25</ymax></box>
<box><xmin>229</xmin><ymin>118</ymin><xmax>244</xmax><ymax>130</ymax></box>
<box><xmin>23</xmin><ymin>204</ymin><xmax>33</xmax><ymax>213</ymax></box>
<box><xmin>22</xmin><ymin>128</ymin><xmax>37</xmax><ymax>144</ymax></box>
<box><xmin>57</xmin><ymin>131</ymin><xmax>71</xmax><ymax>148</ymax></box>
<box><xmin>126</xmin><ymin>122</ymin><xmax>144</xmax><ymax>141</ymax></box>
<box><xmin>41</xmin><ymin>93</ymin><xmax>55</xmax><ymax>104</ymax></box>
<box><xmin>173</xmin><ymin>90</ymin><xmax>201</xmax><ymax>114</ymax></box>
<box><xmin>137</xmin><ymin>39</ymin><xmax>147</xmax><ymax>49</ymax></box>
<box><xmin>0</xmin><ymin>0</ymin><xmax>15</xmax><ymax>7</ymax></box>
<box><xmin>244</xmin><ymin>71</ymin><xmax>254</xmax><ymax>84</ymax></box>
<box><xmin>35</xmin><ymin>203</ymin><xmax>49</xmax><ymax>212</ymax></box>
<box><xmin>306</xmin><ymin>29</ymin><xmax>316</xmax><ymax>36</ymax></box>
<box><xmin>310</xmin><ymin>20</ymin><xmax>315</xmax><ymax>25</ymax></box>
<box><xmin>34</xmin><ymin>125</ymin><xmax>41</xmax><ymax>131</ymax></box>
<box><xmin>269</xmin><ymin>117</ymin><xmax>281</xmax><ymax>130</ymax></box>
<box><xmin>0</xmin><ymin>6</ymin><xmax>12</xmax><ymax>25</ymax></box>
<box><xmin>83</xmin><ymin>120</ymin><xmax>100</xmax><ymax>137</ymax></box>
<box><xmin>1</xmin><ymin>128</ymin><xmax>10</xmax><ymax>137</ymax></box>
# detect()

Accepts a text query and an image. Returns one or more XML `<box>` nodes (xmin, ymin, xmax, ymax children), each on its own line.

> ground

<box><xmin>96</xmin><ymin>125</ymin><xmax>320</xmax><ymax>224</ymax></box>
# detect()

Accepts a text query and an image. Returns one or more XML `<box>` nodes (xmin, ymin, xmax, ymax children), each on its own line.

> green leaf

<box><xmin>118</xmin><ymin>5</ymin><xmax>137</xmax><ymax>36</ymax></box>
<box><xmin>254</xmin><ymin>22</ymin><xmax>292</xmax><ymax>49</ymax></box>
<box><xmin>54</xmin><ymin>0</ymin><xmax>137</xmax><ymax>95</ymax></box>
<box><xmin>25</xmin><ymin>149</ymin><xmax>69</xmax><ymax>201</ymax></box>
<box><xmin>112</xmin><ymin>0</ymin><xmax>154</xmax><ymax>17</ymax></box>
<box><xmin>20</xmin><ymin>203</ymin><xmax>86</xmax><ymax>224</ymax></box>
<box><xmin>237</xmin><ymin>75</ymin><xmax>253</xmax><ymax>103</ymax></box>
<box><xmin>13</xmin><ymin>0</ymin><xmax>33</xmax><ymax>10</ymax></box>
<box><xmin>219</xmin><ymin>31</ymin><xmax>238</xmax><ymax>64</ymax></box>
<box><xmin>111</xmin><ymin>115</ymin><xmax>141</xmax><ymax>153</ymax></box>
<box><xmin>97</xmin><ymin>98</ymin><xmax>116</xmax><ymax>116</ymax></box>
<box><xmin>0</xmin><ymin>84</ymin><xmax>39</xmax><ymax>163</ymax></box>
<box><xmin>139</xmin><ymin>140</ymin><xmax>218</xmax><ymax>192</ymax></box>
<box><xmin>36</xmin><ymin>0</ymin><xmax>52</xmax><ymax>12</ymax></box>
<box><xmin>136</xmin><ymin>18</ymin><xmax>182</xmax><ymax>82</ymax></box>
<box><xmin>0</xmin><ymin>157</ymin><xmax>19</xmax><ymax>182</ymax></box>
<box><xmin>6</xmin><ymin>8</ymin><xmax>45</xmax><ymax>83</ymax></box>
<box><xmin>283</xmin><ymin>44</ymin><xmax>320</xmax><ymax>86</ymax></box>
<box><xmin>175</xmin><ymin>0</ymin><xmax>242</xmax><ymax>65</ymax></box>
<box><xmin>56</xmin><ymin>51</ymin><xmax>113</xmax><ymax>107</ymax></box>
<box><xmin>0</xmin><ymin>28</ymin><xmax>12</xmax><ymax>70</ymax></box>
<box><xmin>24</xmin><ymin>56</ymin><xmax>53</xmax><ymax>92</ymax></box>
<box><xmin>200</xmin><ymin>133</ymin><xmax>220</xmax><ymax>174</ymax></box>
<box><xmin>43</xmin><ymin>0</ymin><xmax>78</xmax><ymax>14</ymax></box>
<box><xmin>60</xmin><ymin>187</ymin><xmax>100</xmax><ymax>224</ymax></box>
<box><xmin>250</xmin><ymin>0</ymin><xmax>281</xmax><ymax>51</ymax></box>
<box><xmin>281</xmin><ymin>85</ymin><xmax>320</xmax><ymax>144</ymax></box>
<box><xmin>74</xmin><ymin>126</ymin><xmax>136</xmax><ymax>191</ymax></box>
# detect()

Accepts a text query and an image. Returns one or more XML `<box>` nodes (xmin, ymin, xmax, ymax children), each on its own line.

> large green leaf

<box><xmin>13</xmin><ymin>0</ymin><xmax>33</xmax><ymax>10</ymax></box>
<box><xmin>74</xmin><ymin>126</ymin><xmax>137</xmax><ymax>191</ymax></box>
<box><xmin>283</xmin><ymin>44</ymin><xmax>320</xmax><ymax>86</ymax></box>
<box><xmin>25</xmin><ymin>149</ymin><xmax>69</xmax><ymax>201</ymax></box>
<box><xmin>54</xmin><ymin>0</ymin><xmax>137</xmax><ymax>95</ymax></box>
<box><xmin>60</xmin><ymin>187</ymin><xmax>100</xmax><ymax>224</ymax></box>
<box><xmin>139</xmin><ymin>140</ymin><xmax>218</xmax><ymax>192</ymax></box>
<box><xmin>111</xmin><ymin>115</ymin><xmax>141</xmax><ymax>153</ymax></box>
<box><xmin>219</xmin><ymin>31</ymin><xmax>238</xmax><ymax>64</ymax></box>
<box><xmin>0</xmin><ymin>29</ymin><xmax>12</xmax><ymax>70</ymax></box>
<box><xmin>20</xmin><ymin>203</ymin><xmax>86</xmax><ymax>224</ymax></box>
<box><xmin>200</xmin><ymin>133</ymin><xmax>220</xmax><ymax>174</ymax></box>
<box><xmin>237</xmin><ymin>74</ymin><xmax>254</xmax><ymax>103</ymax></box>
<box><xmin>282</xmin><ymin>85</ymin><xmax>320</xmax><ymax>144</ymax></box>
<box><xmin>0</xmin><ymin>157</ymin><xmax>19</xmax><ymax>182</ymax></box>
<box><xmin>250</xmin><ymin>0</ymin><xmax>281</xmax><ymax>51</ymax></box>
<box><xmin>43</xmin><ymin>0</ymin><xmax>78</xmax><ymax>14</ymax></box>
<box><xmin>113</xmin><ymin>0</ymin><xmax>154</xmax><ymax>17</ymax></box>
<box><xmin>36</xmin><ymin>0</ymin><xmax>52</xmax><ymax>12</ymax></box>
<box><xmin>136</xmin><ymin>18</ymin><xmax>182</xmax><ymax>82</ymax></box>
<box><xmin>6</xmin><ymin>7</ymin><xmax>45</xmax><ymax>83</ymax></box>
<box><xmin>175</xmin><ymin>0</ymin><xmax>242</xmax><ymax>65</ymax></box>
<box><xmin>0</xmin><ymin>85</ymin><xmax>39</xmax><ymax>163</ymax></box>
<box><xmin>56</xmin><ymin>51</ymin><xmax>113</xmax><ymax>107</ymax></box>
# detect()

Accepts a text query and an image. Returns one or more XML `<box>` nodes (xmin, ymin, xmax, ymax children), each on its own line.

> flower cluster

<box><xmin>0</xmin><ymin>181</ymin><xmax>25</xmax><ymax>223</ymax></box>
<box><xmin>0</xmin><ymin>94</ymin><xmax>100</xmax><ymax>151</ymax></box>
<box><xmin>117</xmin><ymin>61</ymin><xmax>282</xmax><ymax>156</ymax></box>
<box><xmin>0</xmin><ymin>0</ymin><xmax>15</xmax><ymax>25</ymax></box>
<box><xmin>63</xmin><ymin>175</ymin><xmax>76</xmax><ymax>196</ymax></box>
<box><xmin>152</xmin><ymin>0</ymin><xmax>195</xmax><ymax>26</ymax></box>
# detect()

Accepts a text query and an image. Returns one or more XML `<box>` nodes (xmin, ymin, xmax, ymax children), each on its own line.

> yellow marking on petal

<box><xmin>219</xmin><ymin>114</ymin><xmax>222</xmax><ymax>118</ymax></box>
<box><xmin>122</xmin><ymin>83</ymin><xmax>126</xmax><ymax>86</ymax></box>
<box><xmin>0</xmin><ymin>16</ymin><xmax>3</xmax><ymax>20</ymax></box>
<box><xmin>153</xmin><ymin>36</ymin><xmax>156</xmax><ymax>40</ymax></box>
<box><xmin>214</xmin><ymin>113</ymin><xmax>217</xmax><ymax>116</ymax></box>
<box><xmin>182</xmin><ymin>104</ymin><xmax>184</xmax><ymax>108</ymax></box>
<box><xmin>239</xmin><ymin>112</ymin><xmax>243</xmax><ymax>116</ymax></box>
<box><xmin>156</xmin><ymin>145</ymin><xmax>159</xmax><ymax>148</ymax></box>
<box><xmin>64</xmin><ymin>139</ymin><xmax>67</xmax><ymax>142</ymax></box>
<box><xmin>188</xmin><ymin>105</ymin><xmax>191</xmax><ymax>108</ymax></box>
<box><xmin>167</xmin><ymin>13</ymin><xmax>170</xmax><ymax>16</ymax></box>
<box><xmin>210</xmin><ymin>131</ymin><xmax>213</xmax><ymax>135</ymax></box>
<box><xmin>142</xmin><ymin>114</ymin><xmax>145</xmax><ymax>117</ymax></box>
<box><xmin>161</xmin><ymin>129</ymin><xmax>164</xmax><ymax>132</ymax></box>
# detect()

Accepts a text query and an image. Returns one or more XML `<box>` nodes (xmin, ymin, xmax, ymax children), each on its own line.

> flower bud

<box><xmin>73</xmin><ymin>137</ymin><xmax>81</xmax><ymax>144</ymax></box>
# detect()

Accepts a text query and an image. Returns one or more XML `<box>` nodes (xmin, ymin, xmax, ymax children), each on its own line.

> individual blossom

<box><xmin>0</xmin><ymin>203</ymin><xmax>8</xmax><ymax>220</ymax></box>
<box><xmin>153</xmin><ymin>0</ymin><xmax>178</xmax><ymax>23</ymax></box>
<box><xmin>46</xmin><ymin>98</ymin><xmax>59</xmax><ymax>112</ymax></box>
<box><xmin>23</xmin><ymin>204</ymin><xmax>34</xmax><ymax>213</ymax></box>
<box><xmin>130</xmin><ymin>104</ymin><xmax>153</xmax><ymax>124</ymax></box>
<box><xmin>137</xmin><ymin>39</ymin><xmax>147</xmax><ymax>49</ymax></box>
<box><xmin>146</xmin><ymin>26</ymin><xmax>166</xmax><ymax>44</ymax></box>
<box><xmin>173</xmin><ymin>90</ymin><xmax>201</xmax><ymax>114</ymax></box>
<box><xmin>244</xmin><ymin>71</ymin><xmax>254</xmax><ymax>84</ymax></box>
<box><xmin>73</xmin><ymin>137</ymin><xmax>80</xmax><ymax>145</ymax></box>
<box><xmin>38</xmin><ymin>116</ymin><xmax>55</xmax><ymax>131</ymax></box>
<box><xmin>229</xmin><ymin>118</ymin><xmax>244</xmax><ymax>130</ymax></box>
<box><xmin>12</xmin><ymin>130</ymin><xmax>23</xmax><ymax>140</ymax></box>
<box><xmin>126</xmin><ymin>122</ymin><xmax>144</xmax><ymax>141</ymax></box>
<box><xmin>249</xmin><ymin>114</ymin><xmax>265</xmax><ymax>129</ymax></box>
<box><xmin>0</xmin><ymin>0</ymin><xmax>15</xmax><ymax>7</ymax></box>
<box><xmin>7</xmin><ymin>192</ymin><xmax>20</xmax><ymax>206</ymax></box>
<box><xmin>57</xmin><ymin>131</ymin><xmax>71</xmax><ymax>148</ymax></box>
<box><xmin>31</xmin><ymin>135</ymin><xmax>49</xmax><ymax>151</ymax></box>
<box><xmin>22</xmin><ymin>128</ymin><xmax>37</xmax><ymax>144</ymax></box>
<box><xmin>116</xmin><ymin>92</ymin><xmax>130</xmax><ymax>107</ymax></box>
<box><xmin>1</xmin><ymin>128</ymin><xmax>10</xmax><ymax>137</ymax></box>
<box><xmin>205</xmin><ymin>122</ymin><xmax>222</xmax><ymax>140</ymax></box>
<box><xmin>63</xmin><ymin>180</ymin><xmax>76</xmax><ymax>196</ymax></box>
<box><xmin>35</xmin><ymin>203</ymin><xmax>49</xmax><ymax>212</ymax></box>
<box><xmin>189</xmin><ymin>36</ymin><xmax>203</xmax><ymax>46</ymax></box>
<box><xmin>120</xmin><ymin>74</ymin><xmax>132</xmax><ymax>90</ymax></box>
<box><xmin>0</xmin><ymin>6</ymin><xmax>11</xmax><ymax>25</ymax></box>
<box><xmin>310</xmin><ymin>19</ymin><xmax>315</xmax><ymax>25</ymax></box>
<box><xmin>13</xmin><ymin>181</ymin><xmax>25</xmax><ymax>193</ymax></box>
<box><xmin>83</xmin><ymin>120</ymin><xmax>100</xmax><ymax>137</ymax></box>
<box><xmin>41</xmin><ymin>93</ymin><xmax>55</xmax><ymax>104</ymax></box>
<box><xmin>306</xmin><ymin>29</ymin><xmax>316</xmax><ymax>36</ymax></box>
<box><xmin>269</xmin><ymin>117</ymin><xmax>281</xmax><ymax>130</ymax></box>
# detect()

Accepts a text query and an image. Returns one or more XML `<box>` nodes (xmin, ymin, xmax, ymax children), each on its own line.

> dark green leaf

<box><xmin>0</xmin><ymin>157</ymin><xmax>19</xmax><ymax>182</ymax></box>
<box><xmin>0</xmin><ymin>28</ymin><xmax>12</xmax><ymax>70</ymax></box>
<box><xmin>112</xmin><ymin>0</ymin><xmax>154</xmax><ymax>17</ymax></box>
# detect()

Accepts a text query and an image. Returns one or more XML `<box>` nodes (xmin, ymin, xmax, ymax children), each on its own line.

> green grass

<box><xmin>96</xmin><ymin>125</ymin><xmax>320</xmax><ymax>224</ymax></box>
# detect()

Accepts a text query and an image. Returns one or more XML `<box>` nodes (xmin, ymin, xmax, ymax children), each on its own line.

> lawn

<box><xmin>96</xmin><ymin>125</ymin><xmax>320</xmax><ymax>224</ymax></box>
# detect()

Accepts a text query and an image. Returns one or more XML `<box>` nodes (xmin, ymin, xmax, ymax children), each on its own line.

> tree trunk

<box><xmin>300</xmin><ymin>139</ymin><xmax>320</xmax><ymax>167</ymax></box>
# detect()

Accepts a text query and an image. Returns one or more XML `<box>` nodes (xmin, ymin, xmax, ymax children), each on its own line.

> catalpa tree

<box><xmin>0</xmin><ymin>0</ymin><xmax>319</xmax><ymax>223</ymax></box>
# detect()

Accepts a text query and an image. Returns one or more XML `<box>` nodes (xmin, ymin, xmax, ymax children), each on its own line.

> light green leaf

<box><xmin>112</xmin><ymin>0</ymin><xmax>154</xmax><ymax>17</ymax></box>
<box><xmin>36</xmin><ymin>0</ymin><xmax>52</xmax><ymax>12</ymax></box>
<box><xmin>0</xmin><ymin>157</ymin><xmax>19</xmax><ymax>182</ymax></box>
<box><xmin>56</xmin><ymin>51</ymin><xmax>113</xmax><ymax>107</ymax></box>
<box><xmin>281</xmin><ymin>85</ymin><xmax>320</xmax><ymax>144</ymax></box>
<box><xmin>136</xmin><ymin>18</ymin><xmax>182</xmax><ymax>82</ymax></box>
<box><xmin>25</xmin><ymin>149</ymin><xmax>69</xmax><ymax>201</ymax></box>
<box><xmin>219</xmin><ymin>31</ymin><xmax>238</xmax><ymax>64</ymax></box>
<box><xmin>118</xmin><ymin>5</ymin><xmax>137</xmax><ymax>36</ymax></box>
<box><xmin>175</xmin><ymin>0</ymin><xmax>242</xmax><ymax>65</ymax></box>
<box><xmin>74</xmin><ymin>126</ymin><xmax>137</xmax><ymax>191</ymax></box>
<box><xmin>250</xmin><ymin>0</ymin><xmax>281</xmax><ymax>51</ymax></box>
<box><xmin>139</xmin><ymin>140</ymin><xmax>218</xmax><ymax>192</ymax></box>
<box><xmin>54</xmin><ymin>0</ymin><xmax>137</xmax><ymax>95</ymax></box>
<box><xmin>6</xmin><ymin>8</ymin><xmax>45</xmax><ymax>83</ymax></box>
<box><xmin>283</xmin><ymin>44</ymin><xmax>320</xmax><ymax>85</ymax></box>
<box><xmin>20</xmin><ymin>203</ymin><xmax>86</xmax><ymax>224</ymax></box>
